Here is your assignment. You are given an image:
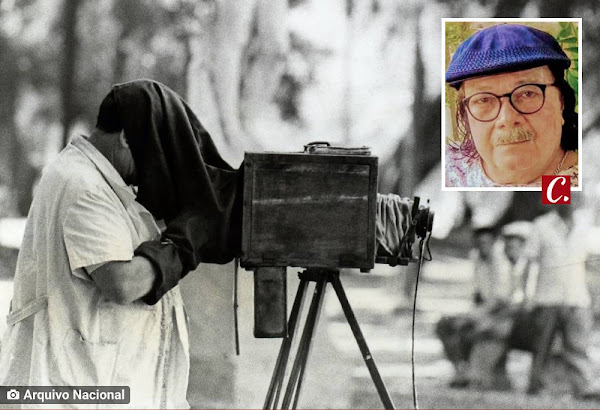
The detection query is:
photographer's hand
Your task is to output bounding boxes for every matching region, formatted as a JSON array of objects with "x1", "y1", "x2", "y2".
[
  {"x1": 134, "y1": 238, "x2": 184, "y2": 305},
  {"x1": 134, "y1": 207, "x2": 241, "y2": 305}
]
